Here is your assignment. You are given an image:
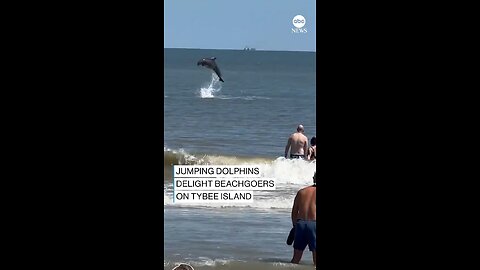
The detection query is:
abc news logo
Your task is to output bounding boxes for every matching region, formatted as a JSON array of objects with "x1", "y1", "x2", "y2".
[
  {"x1": 171, "y1": 263, "x2": 194, "y2": 270},
  {"x1": 292, "y1": 15, "x2": 307, "y2": 34}
]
